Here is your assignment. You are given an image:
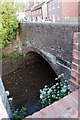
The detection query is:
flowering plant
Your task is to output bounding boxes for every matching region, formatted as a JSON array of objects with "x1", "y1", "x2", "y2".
[{"x1": 40, "y1": 73, "x2": 70, "y2": 108}]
